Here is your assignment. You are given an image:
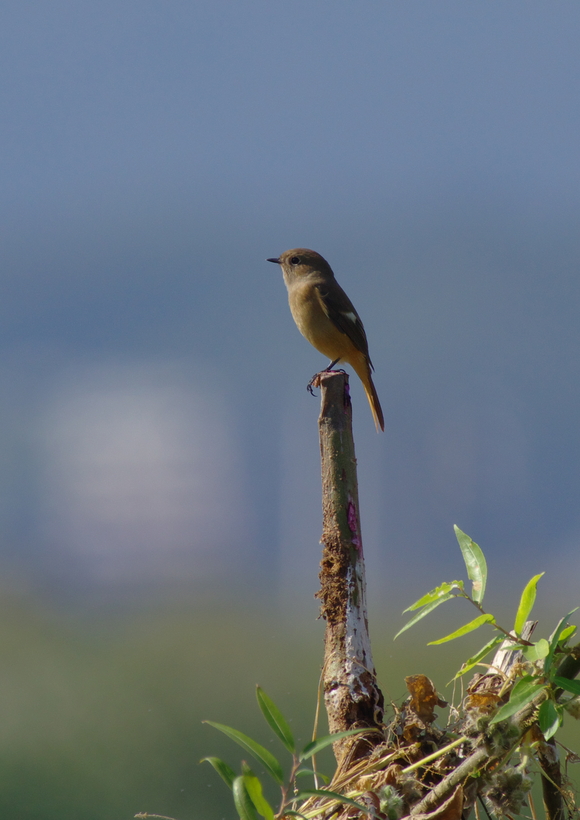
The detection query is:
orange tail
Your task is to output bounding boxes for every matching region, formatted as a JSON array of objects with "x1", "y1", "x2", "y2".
[
  {"x1": 364, "y1": 371, "x2": 384, "y2": 432},
  {"x1": 350, "y1": 352, "x2": 384, "y2": 432}
]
